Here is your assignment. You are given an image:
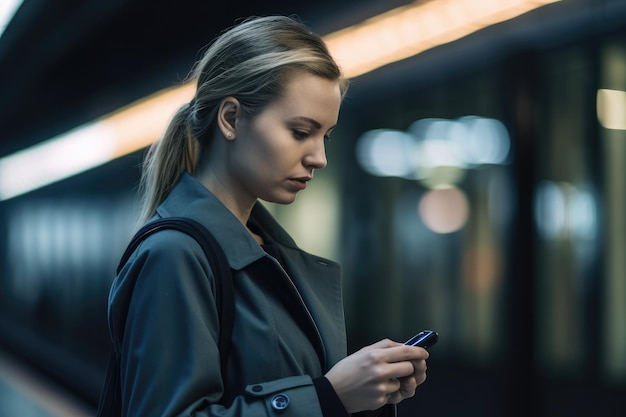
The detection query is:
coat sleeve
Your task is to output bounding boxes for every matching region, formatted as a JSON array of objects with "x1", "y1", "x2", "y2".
[
  {"x1": 354, "y1": 405, "x2": 397, "y2": 417},
  {"x1": 110, "y1": 231, "x2": 326, "y2": 417}
]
